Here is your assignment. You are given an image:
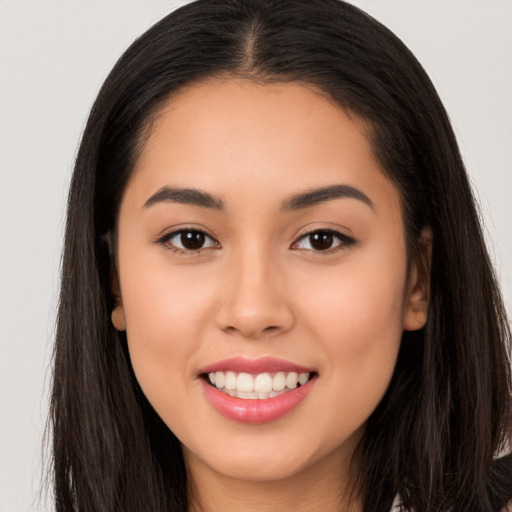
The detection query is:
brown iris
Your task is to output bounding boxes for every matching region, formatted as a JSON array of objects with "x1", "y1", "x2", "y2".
[
  {"x1": 180, "y1": 231, "x2": 206, "y2": 250},
  {"x1": 309, "y1": 231, "x2": 334, "y2": 251}
]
